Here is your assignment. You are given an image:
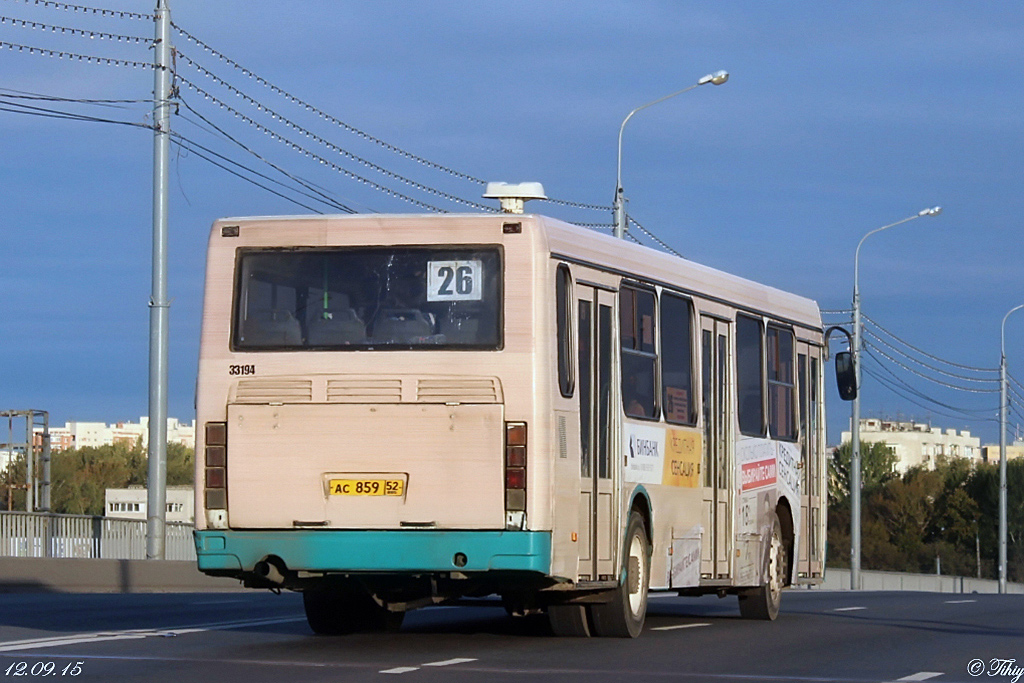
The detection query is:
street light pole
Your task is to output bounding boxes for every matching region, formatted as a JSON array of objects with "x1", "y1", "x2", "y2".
[
  {"x1": 999, "y1": 304, "x2": 1023, "y2": 594},
  {"x1": 850, "y1": 206, "x2": 941, "y2": 589},
  {"x1": 147, "y1": 0, "x2": 172, "y2": 561},
  {"x1": 612, "y1": 70, "x2": 728, "y2": 240}
]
